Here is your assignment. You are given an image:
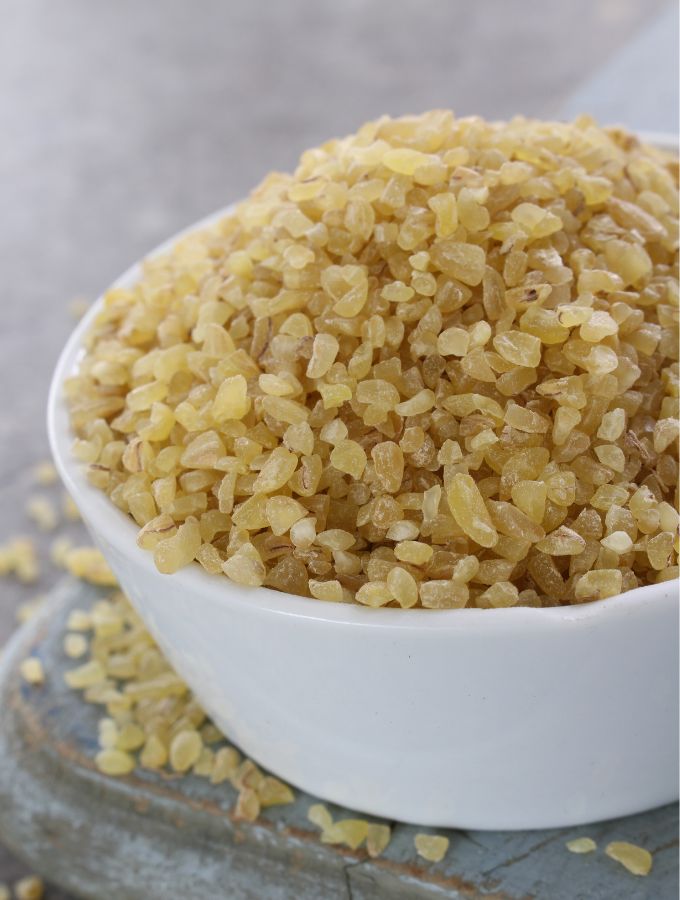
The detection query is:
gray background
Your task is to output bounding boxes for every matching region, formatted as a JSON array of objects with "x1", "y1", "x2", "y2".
[{"x1": 0, "y1": 0, "x2": 677, "y2": 894}]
